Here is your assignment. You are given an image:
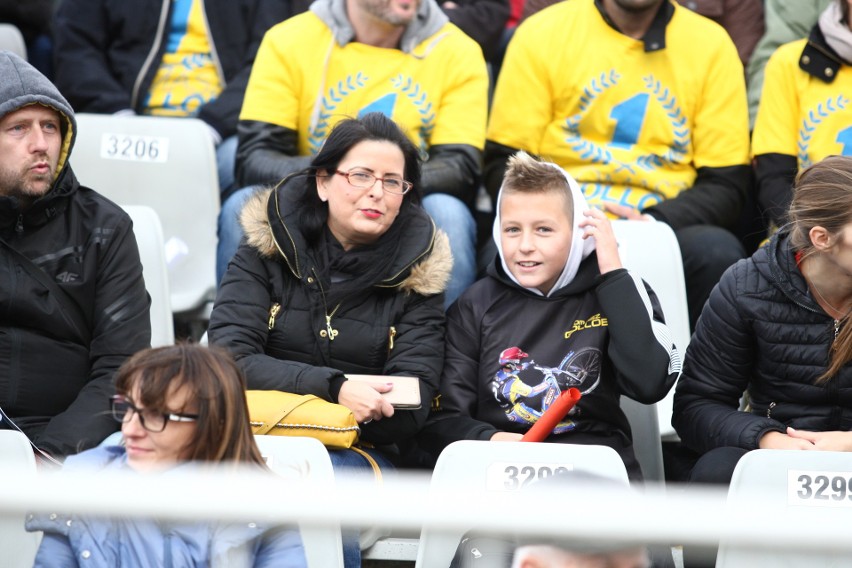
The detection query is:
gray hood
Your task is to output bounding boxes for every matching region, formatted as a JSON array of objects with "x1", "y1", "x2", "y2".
[
  {"x1": 0, "y1": 50, "x2": 76, "y2": 178},
  {"x1": 310, "y1": 0, "x2": 449, "y2": 54}
]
